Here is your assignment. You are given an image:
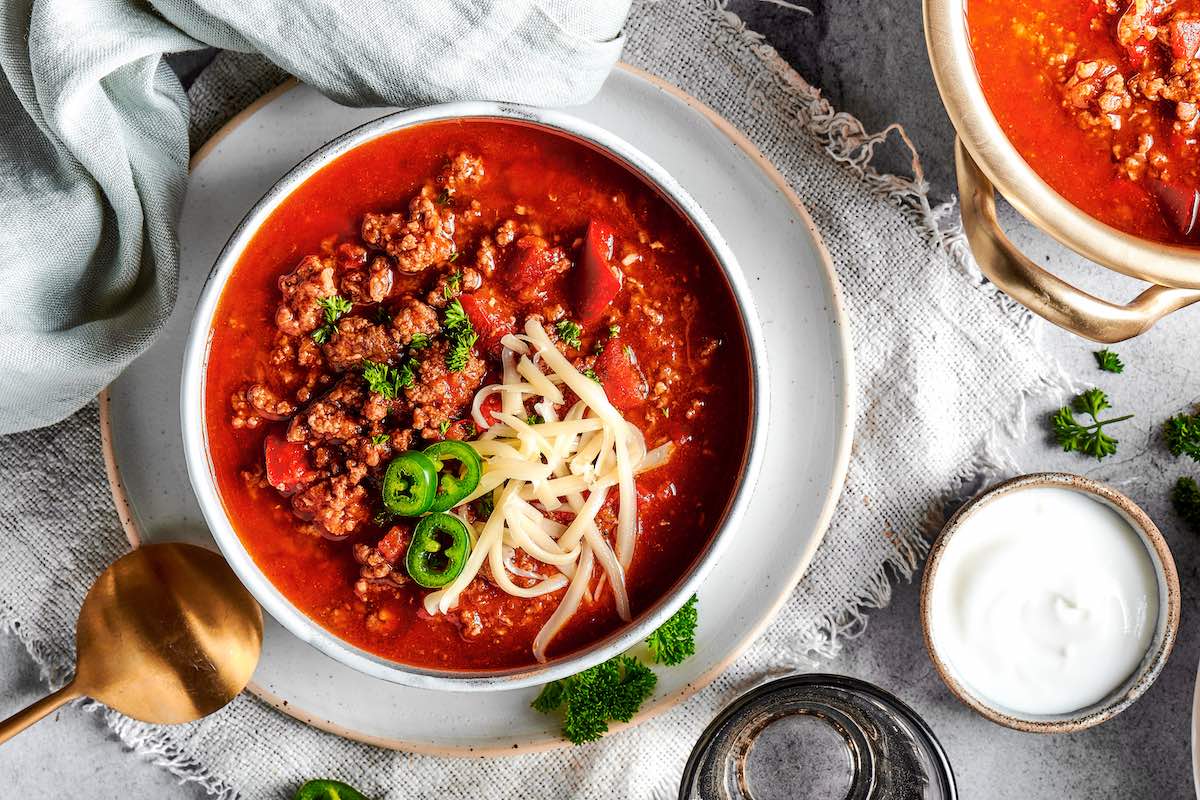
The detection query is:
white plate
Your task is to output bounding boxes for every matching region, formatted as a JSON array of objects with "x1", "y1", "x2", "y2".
[{"x1": 102, "y1": 64, "x2": 853, "y2": 754}]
